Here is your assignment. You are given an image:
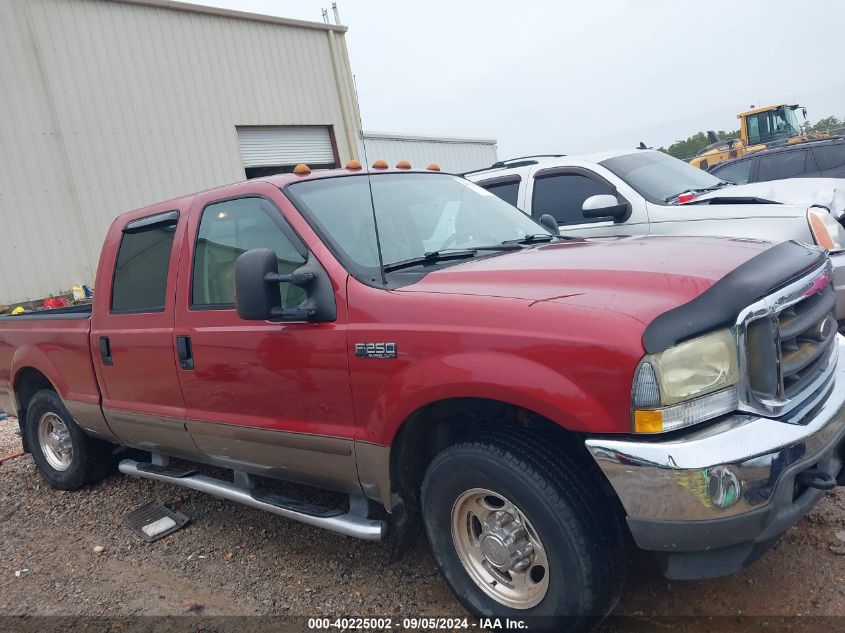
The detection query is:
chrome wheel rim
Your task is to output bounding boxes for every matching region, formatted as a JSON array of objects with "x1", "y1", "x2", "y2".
[
  {"x1": 37, "y1": 412, "x2": 73, "y2": 471},
  {"x1": 451, "y1": 488, "x2": 549, "y2": 609}
]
